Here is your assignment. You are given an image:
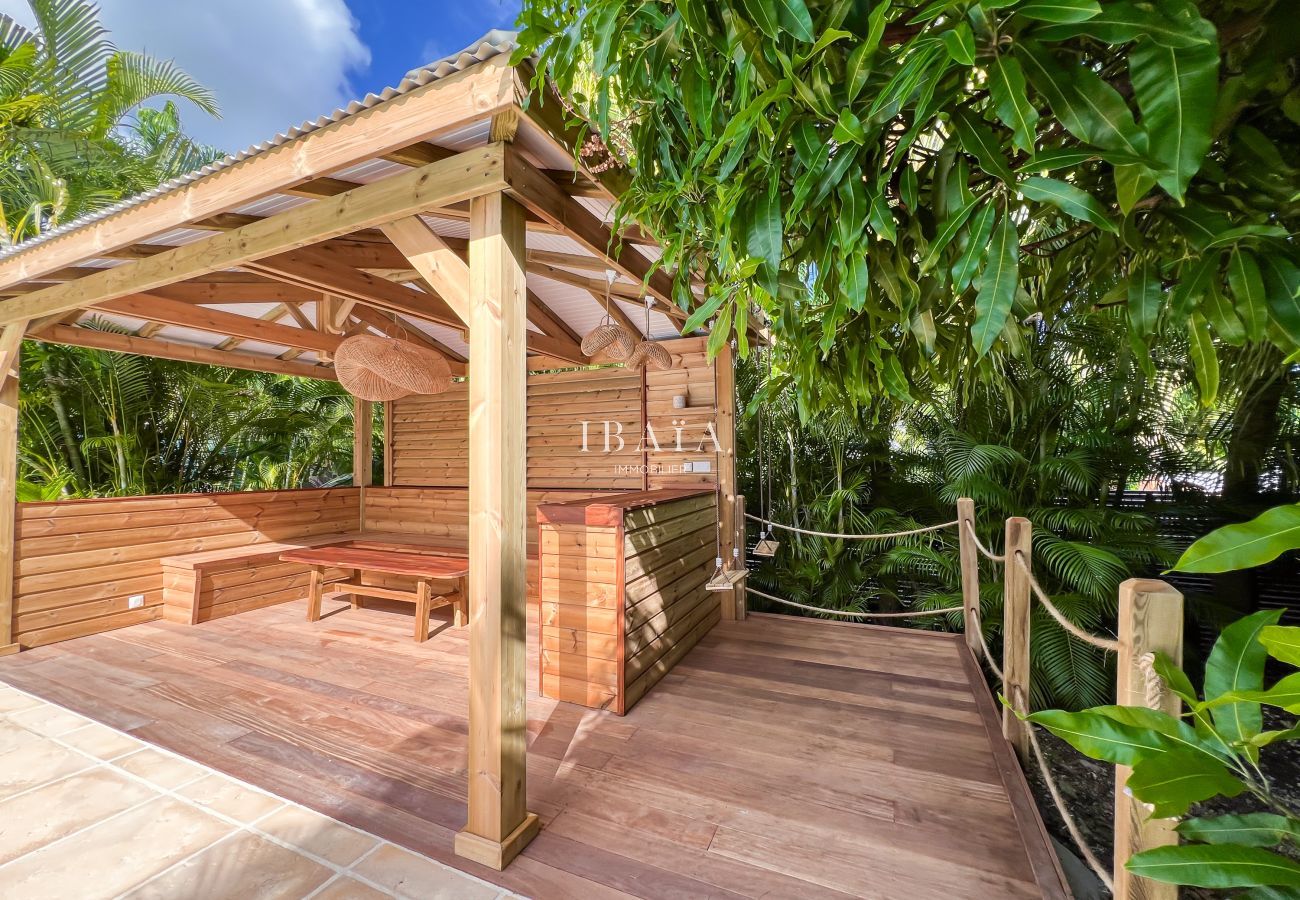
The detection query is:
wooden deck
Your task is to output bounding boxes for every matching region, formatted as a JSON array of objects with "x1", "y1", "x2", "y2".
[{"x1": 0, "y1": 599, "x2": 1065, "y2": 899}]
